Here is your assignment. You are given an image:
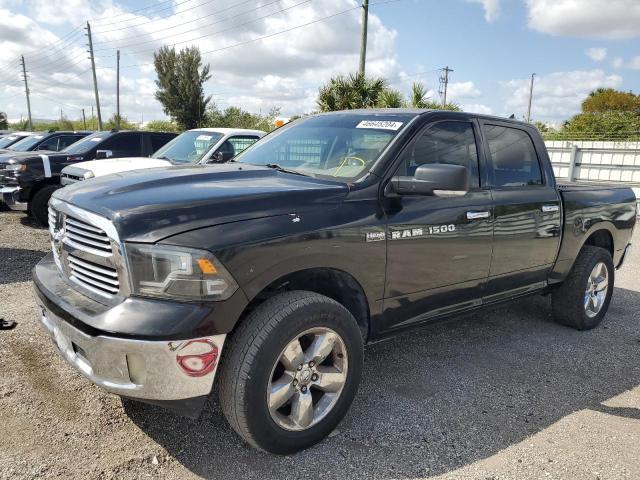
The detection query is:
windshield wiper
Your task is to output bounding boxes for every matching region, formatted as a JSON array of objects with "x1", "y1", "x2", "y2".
[{"x1": 264, "y1": 163, "x2": 309, "y2": 177}]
